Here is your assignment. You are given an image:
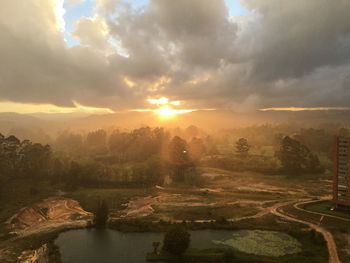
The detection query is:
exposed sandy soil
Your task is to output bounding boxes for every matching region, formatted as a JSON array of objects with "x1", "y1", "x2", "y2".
[
  {"x1": 6, "y1": 197, "x2": 92, "y2": 237},
  {"x1": 117, "y1": 190, "x2": 275, "y2": 221},
  {"x1": 18, "y1": 244, "x2": 48, "y2": 263},
  {"x1": 117, "y1": 193, "x2": 206, "y2": 219},
  {"x1": 0, "y1": 197, "x2": 92, "y2": 263},
  {"x1": 116, "y1": 170, "x2": 324, "y2": 221}
]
